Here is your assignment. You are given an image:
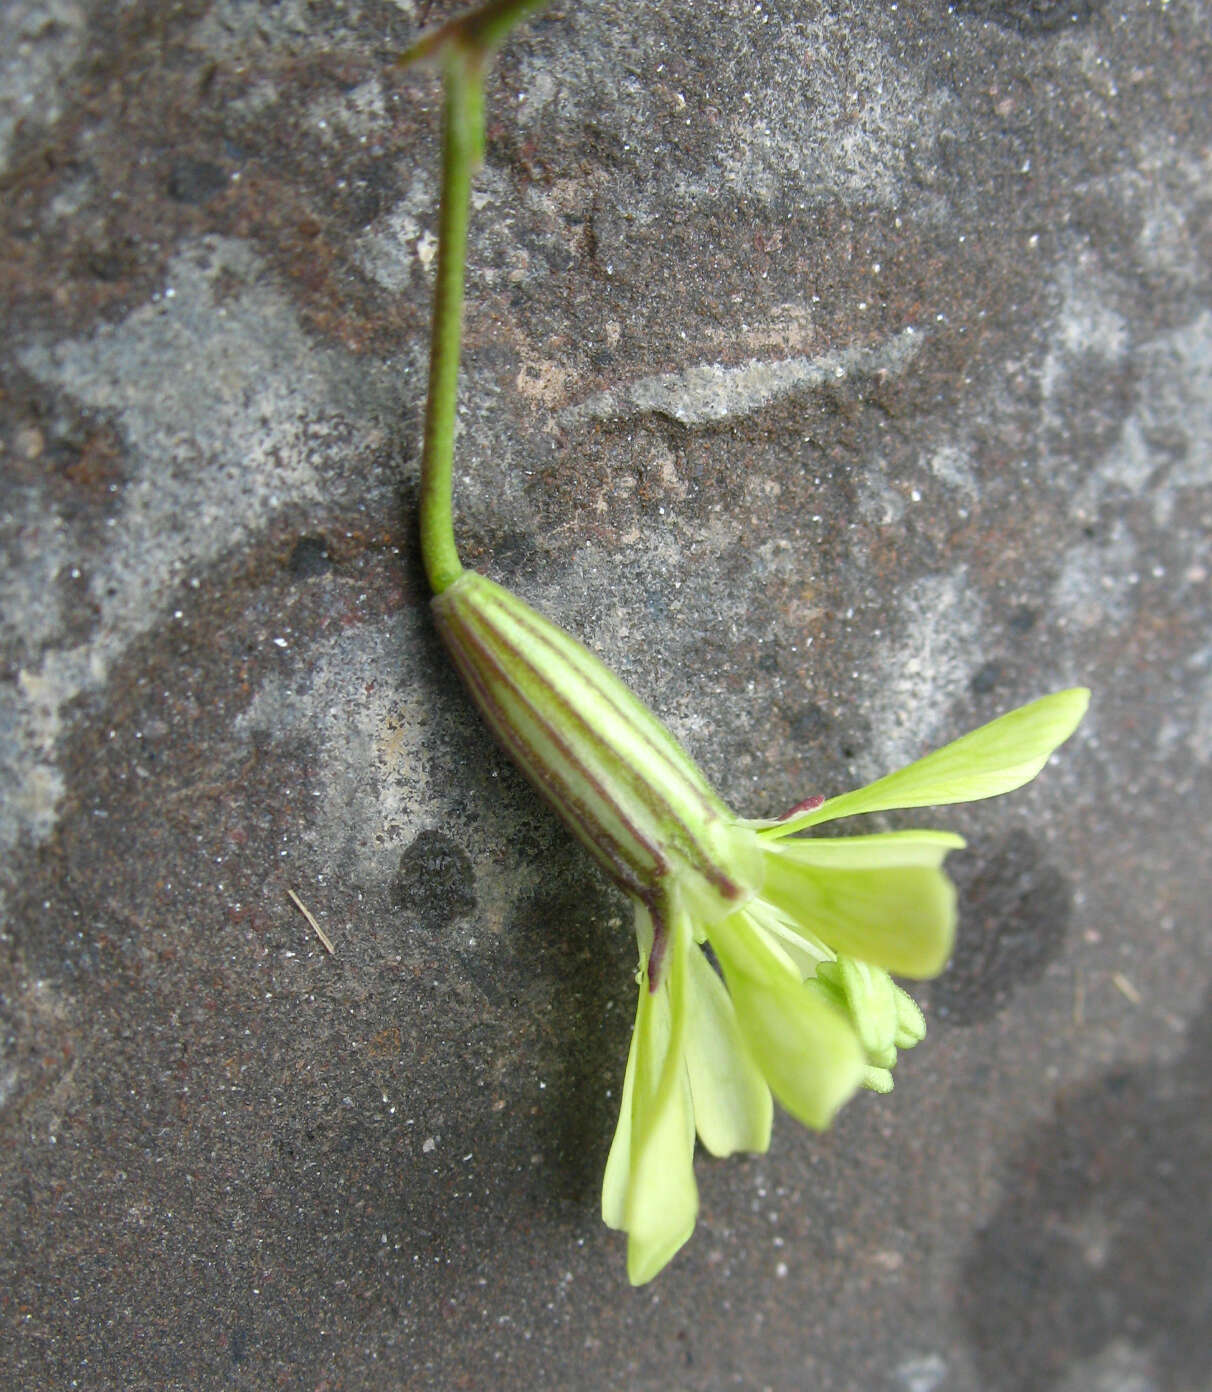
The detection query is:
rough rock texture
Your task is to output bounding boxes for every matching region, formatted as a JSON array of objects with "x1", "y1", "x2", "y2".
[{"x1": 2, "y1": 1, "x2": 1209, "y2": 1389}]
